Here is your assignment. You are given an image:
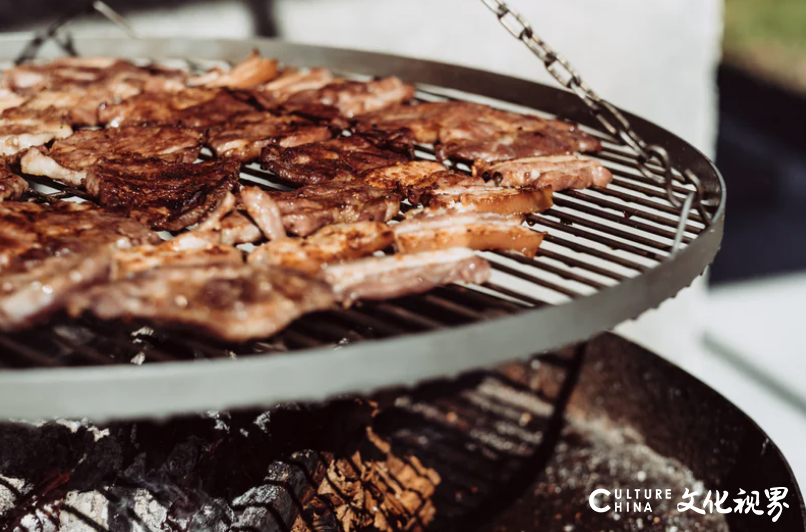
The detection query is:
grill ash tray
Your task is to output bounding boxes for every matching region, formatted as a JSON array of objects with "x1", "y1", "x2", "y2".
[{"x1": 0, "y1": 334, "x2": 801, "y2": 532}]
